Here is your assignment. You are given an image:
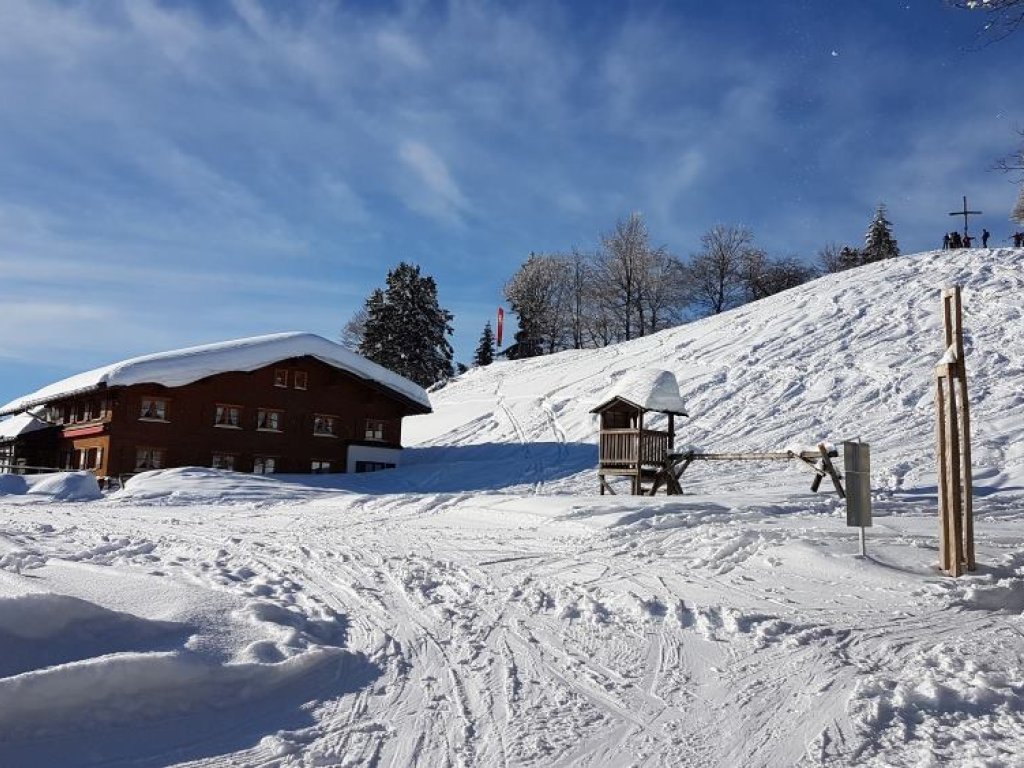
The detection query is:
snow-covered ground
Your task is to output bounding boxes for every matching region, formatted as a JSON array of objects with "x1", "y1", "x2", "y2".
[{"x1": 2, "y1": 248, "x2": 1023, "y2": 767}]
